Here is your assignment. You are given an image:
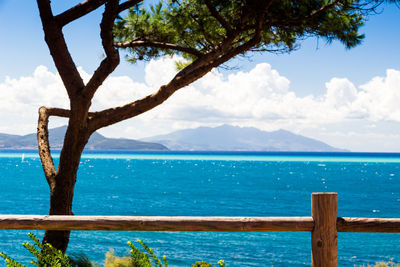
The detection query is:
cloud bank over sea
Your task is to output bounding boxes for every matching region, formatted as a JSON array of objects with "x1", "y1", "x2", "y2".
[{"x1": 1, "y1": 56, "x2": 400, "y2": 152}]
